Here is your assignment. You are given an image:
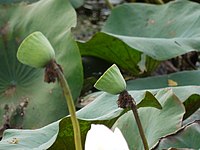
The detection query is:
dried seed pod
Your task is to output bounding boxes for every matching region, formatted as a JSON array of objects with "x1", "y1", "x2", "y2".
[
  {"x1": 17, "y1": 31, "x2": 55, "y2": 68},
  {"x1": 94, "y1": 64, "x2": 126, "y2": 95}
]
